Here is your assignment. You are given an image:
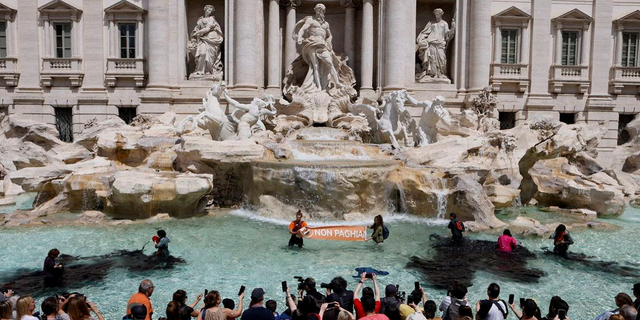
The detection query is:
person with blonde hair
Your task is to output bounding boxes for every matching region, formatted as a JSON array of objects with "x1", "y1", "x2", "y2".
[
  {"x1": 198, "y1": 290, "x2": 244, "y2": 320},
  {"x1": 0, "y1": 300, "x2": 13, "y2": 320},
  {"x1": 16, "y1": 296, "x2": 38, "y2": 320},
  {"x1": 65, "y1": 296, "x2": 104, "y2": 320}
]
